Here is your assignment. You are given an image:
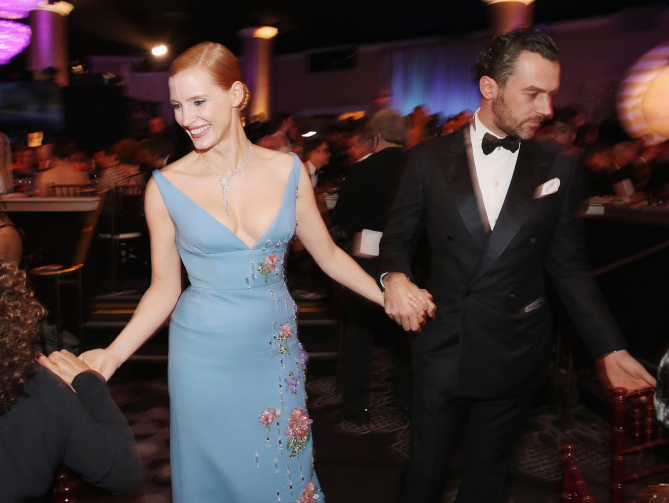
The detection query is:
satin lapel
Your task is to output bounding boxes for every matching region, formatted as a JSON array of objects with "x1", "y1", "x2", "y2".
[
  {"x1": 442, "y1": 131, "x2": 488, "y2": 251},
  {"x1": 469, "y1": 143, "x2": 541, "y2": 285}
]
